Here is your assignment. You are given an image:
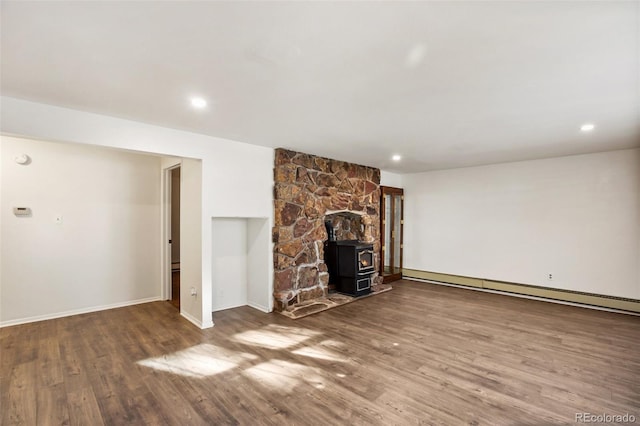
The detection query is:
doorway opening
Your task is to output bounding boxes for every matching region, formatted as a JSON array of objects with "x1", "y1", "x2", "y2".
[
  {"x1": 167, "y1": 164, "x2": 181, "y2": 309},
  {"x1": 380, "y1": 186, "x2": 404, "y2": 283}
]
